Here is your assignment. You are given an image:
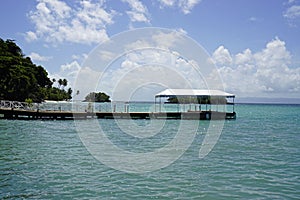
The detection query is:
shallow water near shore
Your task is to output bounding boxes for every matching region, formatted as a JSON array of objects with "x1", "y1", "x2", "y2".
[{"x1": 0, "y1": 104, "x2": 299, "y2": 199}]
